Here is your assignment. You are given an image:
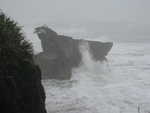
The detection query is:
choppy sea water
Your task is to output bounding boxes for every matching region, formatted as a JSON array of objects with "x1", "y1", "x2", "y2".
[{"x1": 42, "y1": 42, "x2": 150, "y2": 113}]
